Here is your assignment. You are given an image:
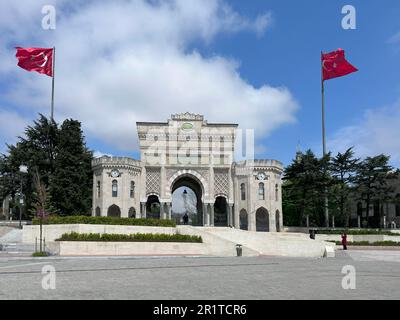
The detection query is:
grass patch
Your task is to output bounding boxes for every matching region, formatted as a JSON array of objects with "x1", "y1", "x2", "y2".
[
  {"x1": 316, "y1": 229, "x2": 397, "y2": 236},
  {"x1": 32, "y1": 251, "x2": 50, "y2": 257},
  {"x1": 32, "y1": 216, "x2": 176, "y2": 227},
  {"x1": 334, "y1": 241, "x2": 400, "y2": 246},
  {"x1": 56, "y1": 232, "x2": 202, "y2": 243}
]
